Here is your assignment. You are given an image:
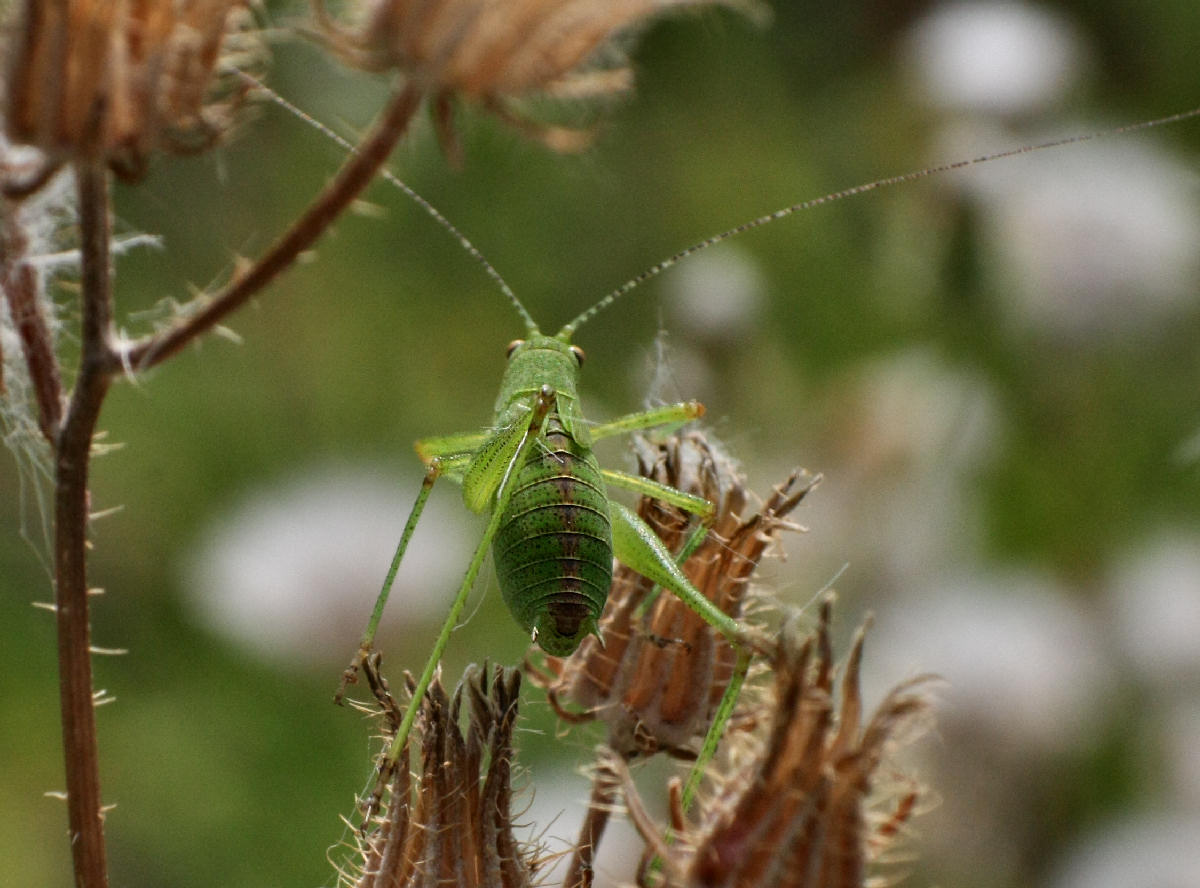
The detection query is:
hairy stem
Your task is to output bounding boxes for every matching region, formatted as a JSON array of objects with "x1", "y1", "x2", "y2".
[
  {"x1": 56, "y1": 162, "x2": 116, "y2": 888},
  {"x1": 38, "y1": 75, "x2": 422, "y2": 888},
  {"x1": 117, "y1": 81, "x2": 421, "y2": 372}
]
